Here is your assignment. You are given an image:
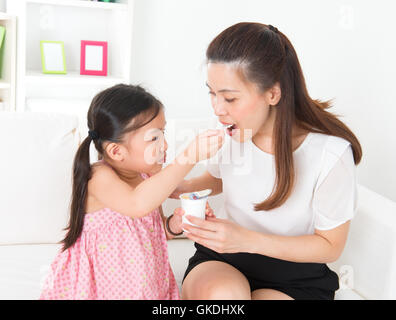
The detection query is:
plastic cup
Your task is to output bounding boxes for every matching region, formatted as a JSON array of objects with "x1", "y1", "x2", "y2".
[{"x1": 179, "y1": 192, "x2": 208, "y2": 231}]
